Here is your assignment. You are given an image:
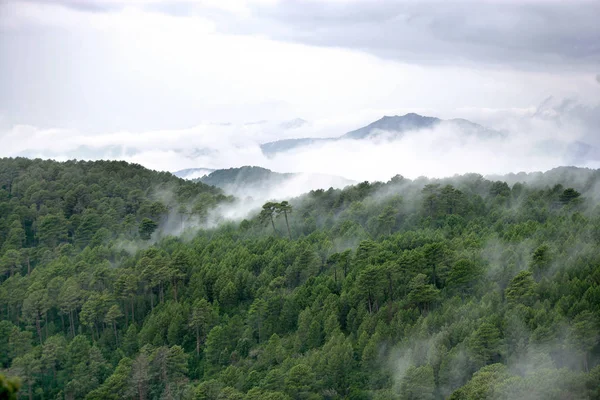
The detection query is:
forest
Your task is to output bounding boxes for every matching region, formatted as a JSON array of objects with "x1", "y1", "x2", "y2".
[{"x1": 0, "y1": 157, "x2": 599, "y2": 399}]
